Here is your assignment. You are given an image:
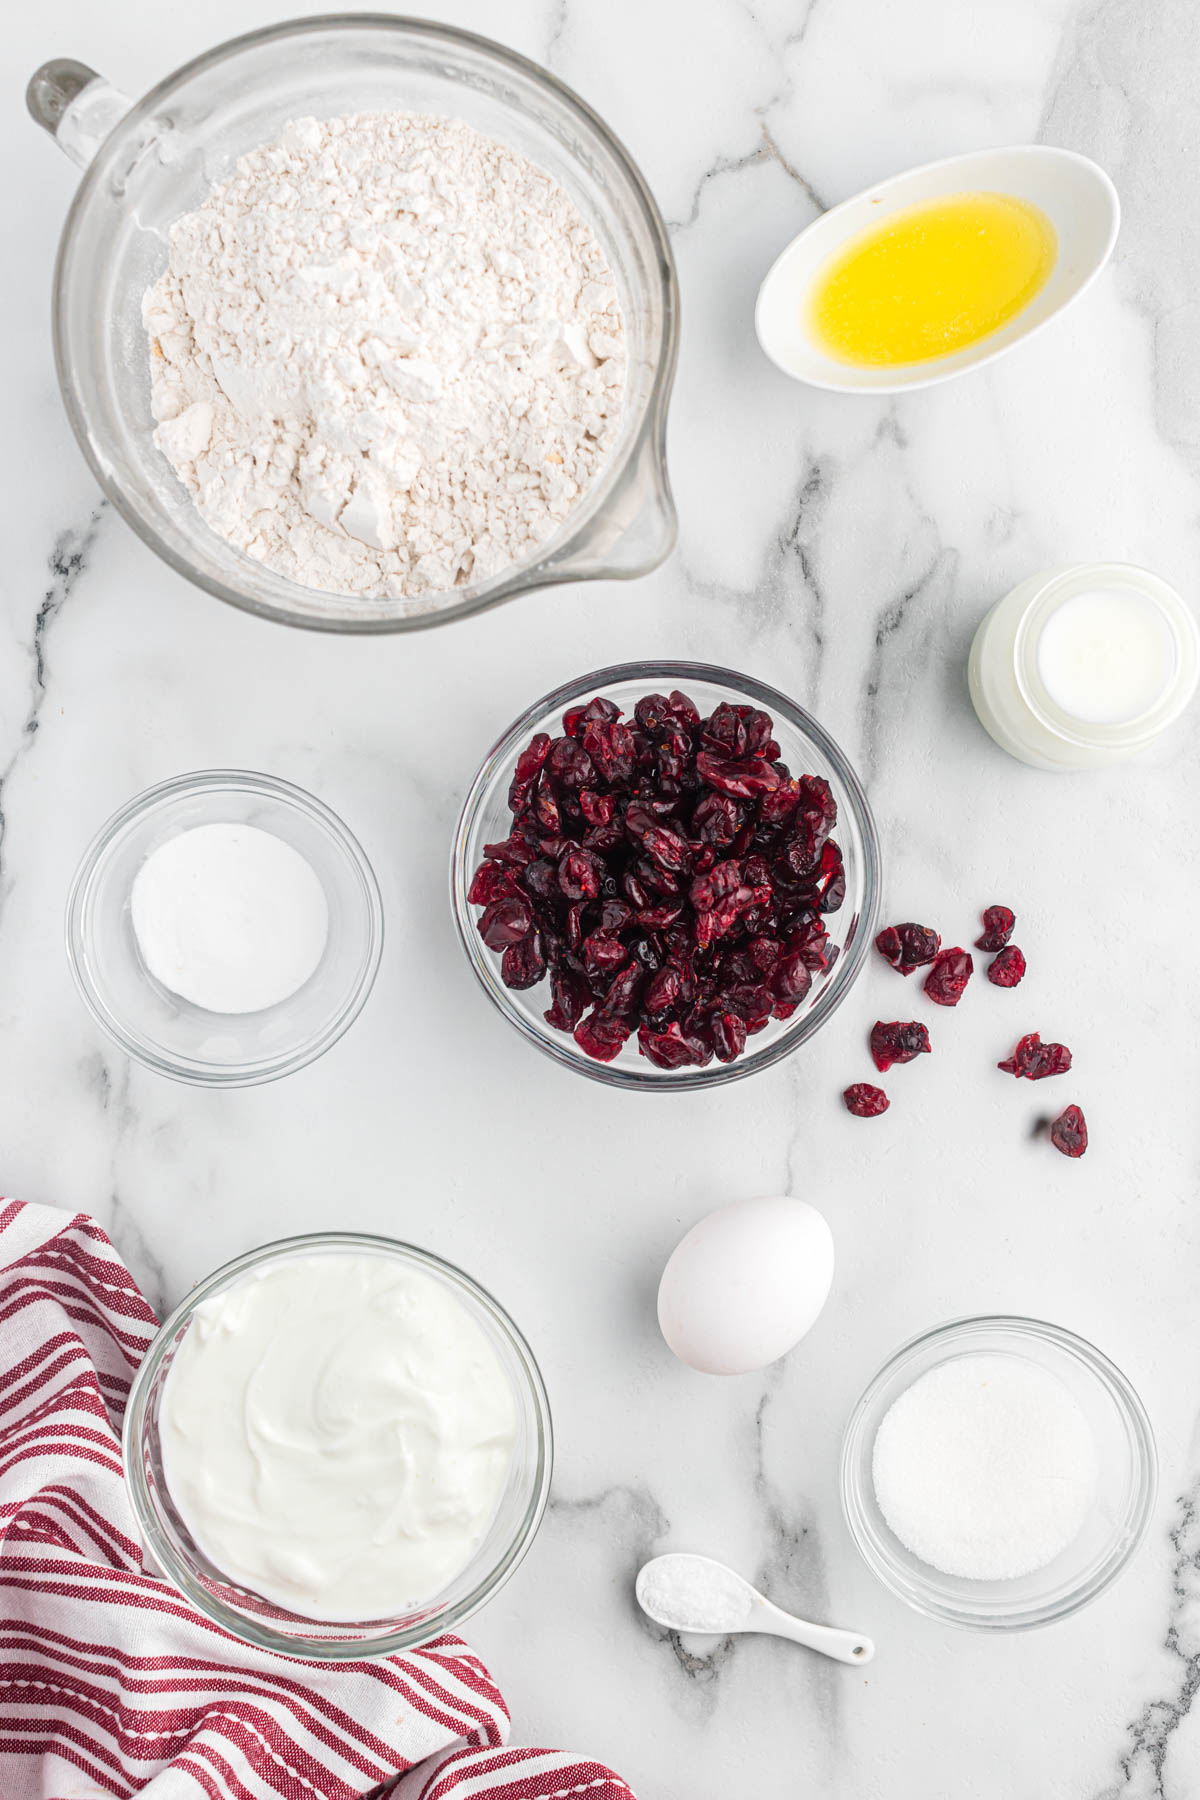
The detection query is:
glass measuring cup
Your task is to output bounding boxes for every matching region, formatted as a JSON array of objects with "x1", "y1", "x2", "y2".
[{"x1": 27, "y1": 17, "x2": 678, "y2": 633}]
